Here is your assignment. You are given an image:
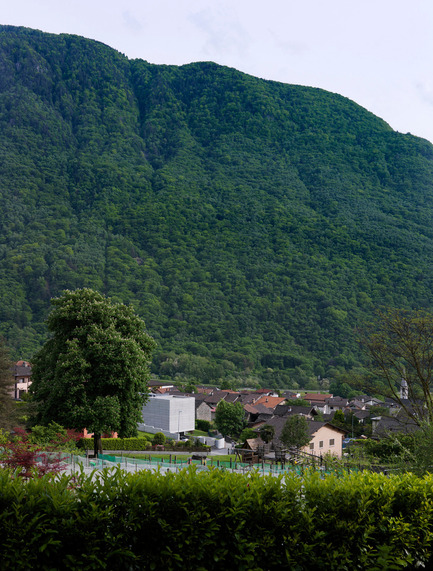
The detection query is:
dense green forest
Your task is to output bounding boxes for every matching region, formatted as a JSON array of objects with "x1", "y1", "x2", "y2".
[{"x1": 1, "y1": 25, "x2": 433, "y2": 389}]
